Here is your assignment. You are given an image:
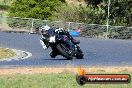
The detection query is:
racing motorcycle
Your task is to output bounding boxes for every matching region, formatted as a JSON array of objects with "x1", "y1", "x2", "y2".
[{"x1": 40, "y1": 29, "x2": 84, "y2": 60}]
